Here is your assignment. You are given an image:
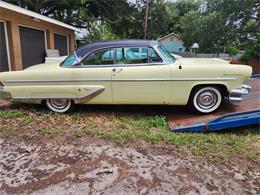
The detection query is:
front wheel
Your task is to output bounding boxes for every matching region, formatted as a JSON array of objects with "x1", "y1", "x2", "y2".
[
  {"x1": 46, "y1": 99, "x2": 73, "y2": 113},
  {"x1": 189, "y1": 86, "x2": 222, "y2": 114}
]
